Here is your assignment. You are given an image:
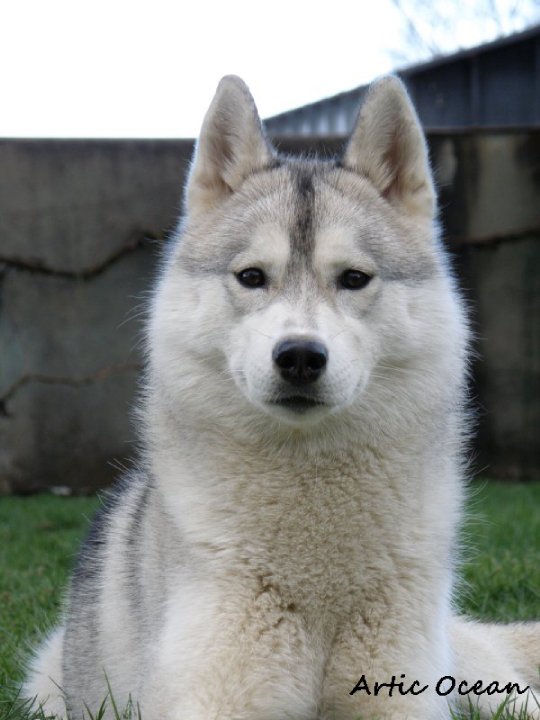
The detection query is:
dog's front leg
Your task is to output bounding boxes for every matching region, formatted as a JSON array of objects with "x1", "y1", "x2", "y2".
[{"x1": 139, "y1": 584, "x2": 322, "y2": 720}]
